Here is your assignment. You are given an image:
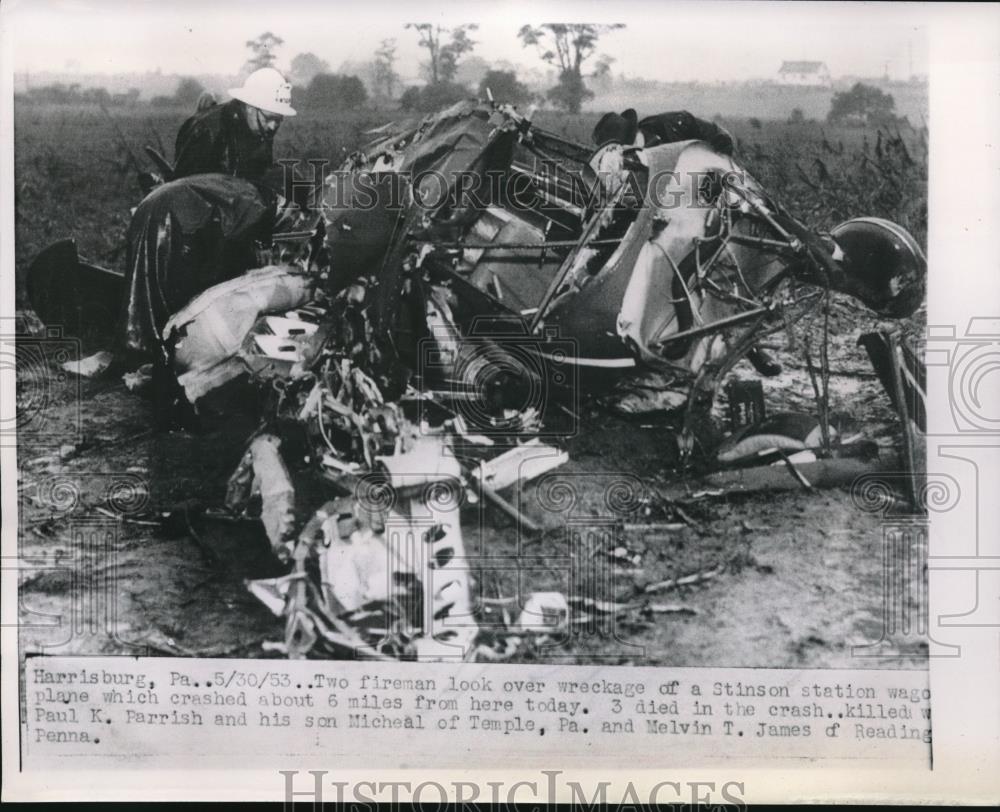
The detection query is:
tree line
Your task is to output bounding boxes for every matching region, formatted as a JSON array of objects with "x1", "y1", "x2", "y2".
[
  {"x1": 17, "y1": 25, "x2": 904, "y2": 126},
  {"x1": 242, "y1": 23, "x2": 625, "y2": 113},
  {"x1": 17, "y1": 84, "x2": 142, "y2": 107}
]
